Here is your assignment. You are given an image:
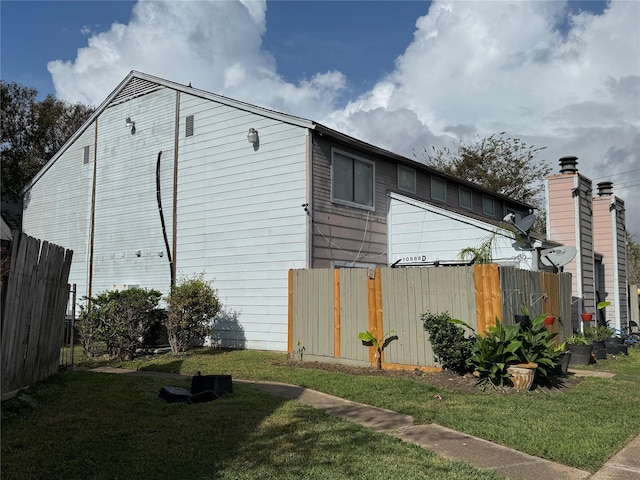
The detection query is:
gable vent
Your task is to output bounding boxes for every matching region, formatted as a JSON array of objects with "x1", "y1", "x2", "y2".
[
  {"x1": 185, "y1": 115, "x2": 194, "y2": 137},
  {"x1": 109, "y1": 78, "x2": 163, "y2": 107}
]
